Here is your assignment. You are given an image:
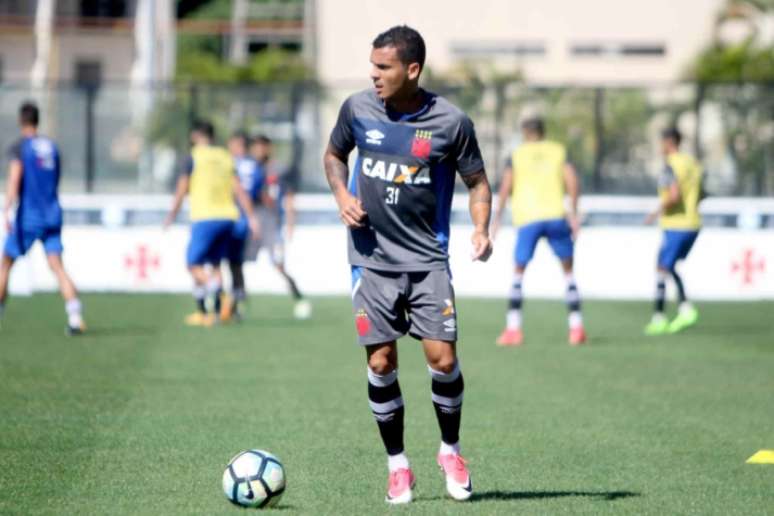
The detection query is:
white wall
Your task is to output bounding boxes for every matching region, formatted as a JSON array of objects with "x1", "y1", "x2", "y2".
[{"x1": 6, "y1": 224, "x2": 772, "y2": 300}]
